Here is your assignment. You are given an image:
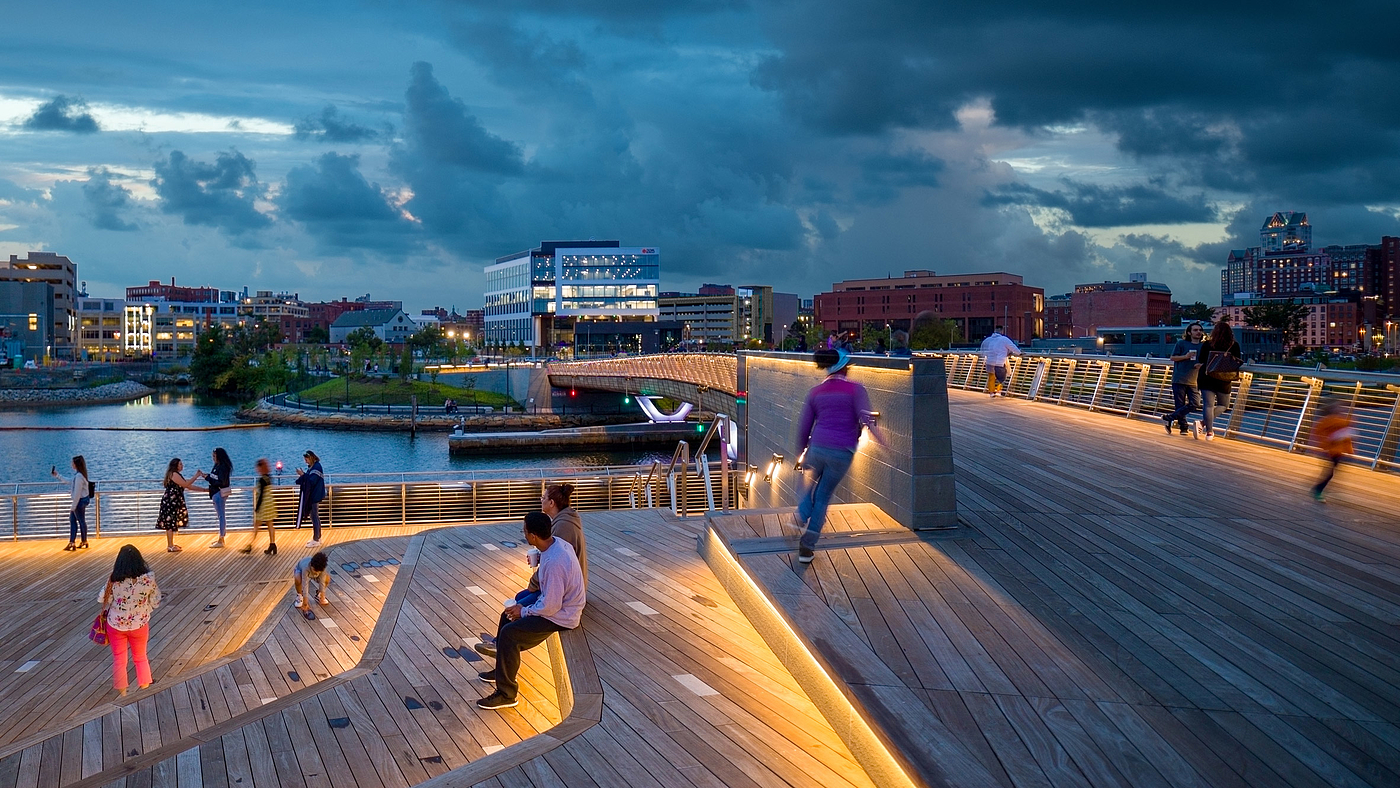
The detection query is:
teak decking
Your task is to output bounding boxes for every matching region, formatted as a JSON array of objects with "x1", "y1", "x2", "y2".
[
  {"x1": 708, "y1": 389, "x2": 1400, "y2": 788},
  {"x1": 3, "y1": 385, "x2": 1400, "y2": 787}
]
